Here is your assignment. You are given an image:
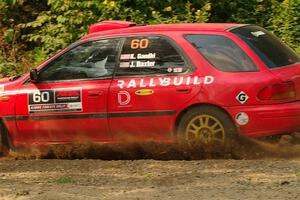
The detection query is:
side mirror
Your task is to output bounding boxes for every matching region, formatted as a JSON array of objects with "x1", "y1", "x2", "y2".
[{"x1": 30, "y1": 69, "x2": 38, "y2": 83}]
